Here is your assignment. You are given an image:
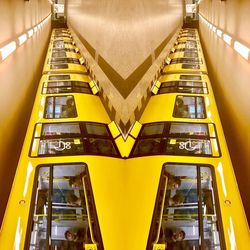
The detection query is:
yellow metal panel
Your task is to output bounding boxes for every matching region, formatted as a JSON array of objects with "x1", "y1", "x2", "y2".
[
  {"x1": 85, "y1": 243, "x2": 98, "y2": 250},
  {"x1": 89, "y1": 80, "x2": 95, "y2": 88},
  {"x1": 30, "y1": 138, "x2": 39, "y2": 157},
  {"x1": 79, "y1": 57, "x2": 85, "y2": 65},
  {"x1": 165, "y1": 57, "x2": 171, "y2": 65},
  {"x1": 155, "y1": 81, "x2": 161, "y2": 88},
  {"x1": 153, "y1": 244, "x2": 166, "y2": 250},
  {"x1": 151, "y1": 86, "x2": 159, "y2": 95},
  {"x1": 130, "y1": 121, "x2": 142, "y2": 138},
  {"x1": 108, "y1": 121, "x2": 121, "y2": 138},
  {"x1": 115, "y1": 136, "x2": 135, "y2": 157},
  {"x1": 91, "y1": 86, "x2": 99, "y2": 95}
]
